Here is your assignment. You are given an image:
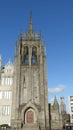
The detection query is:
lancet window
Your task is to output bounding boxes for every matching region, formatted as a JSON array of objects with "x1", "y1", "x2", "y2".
[
  {"x1": 24, "y1": 46, "x2": 29, "y2": 64},
  {"x1": 31, "y1": 46, "x2": 37, "y2": 64}
]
